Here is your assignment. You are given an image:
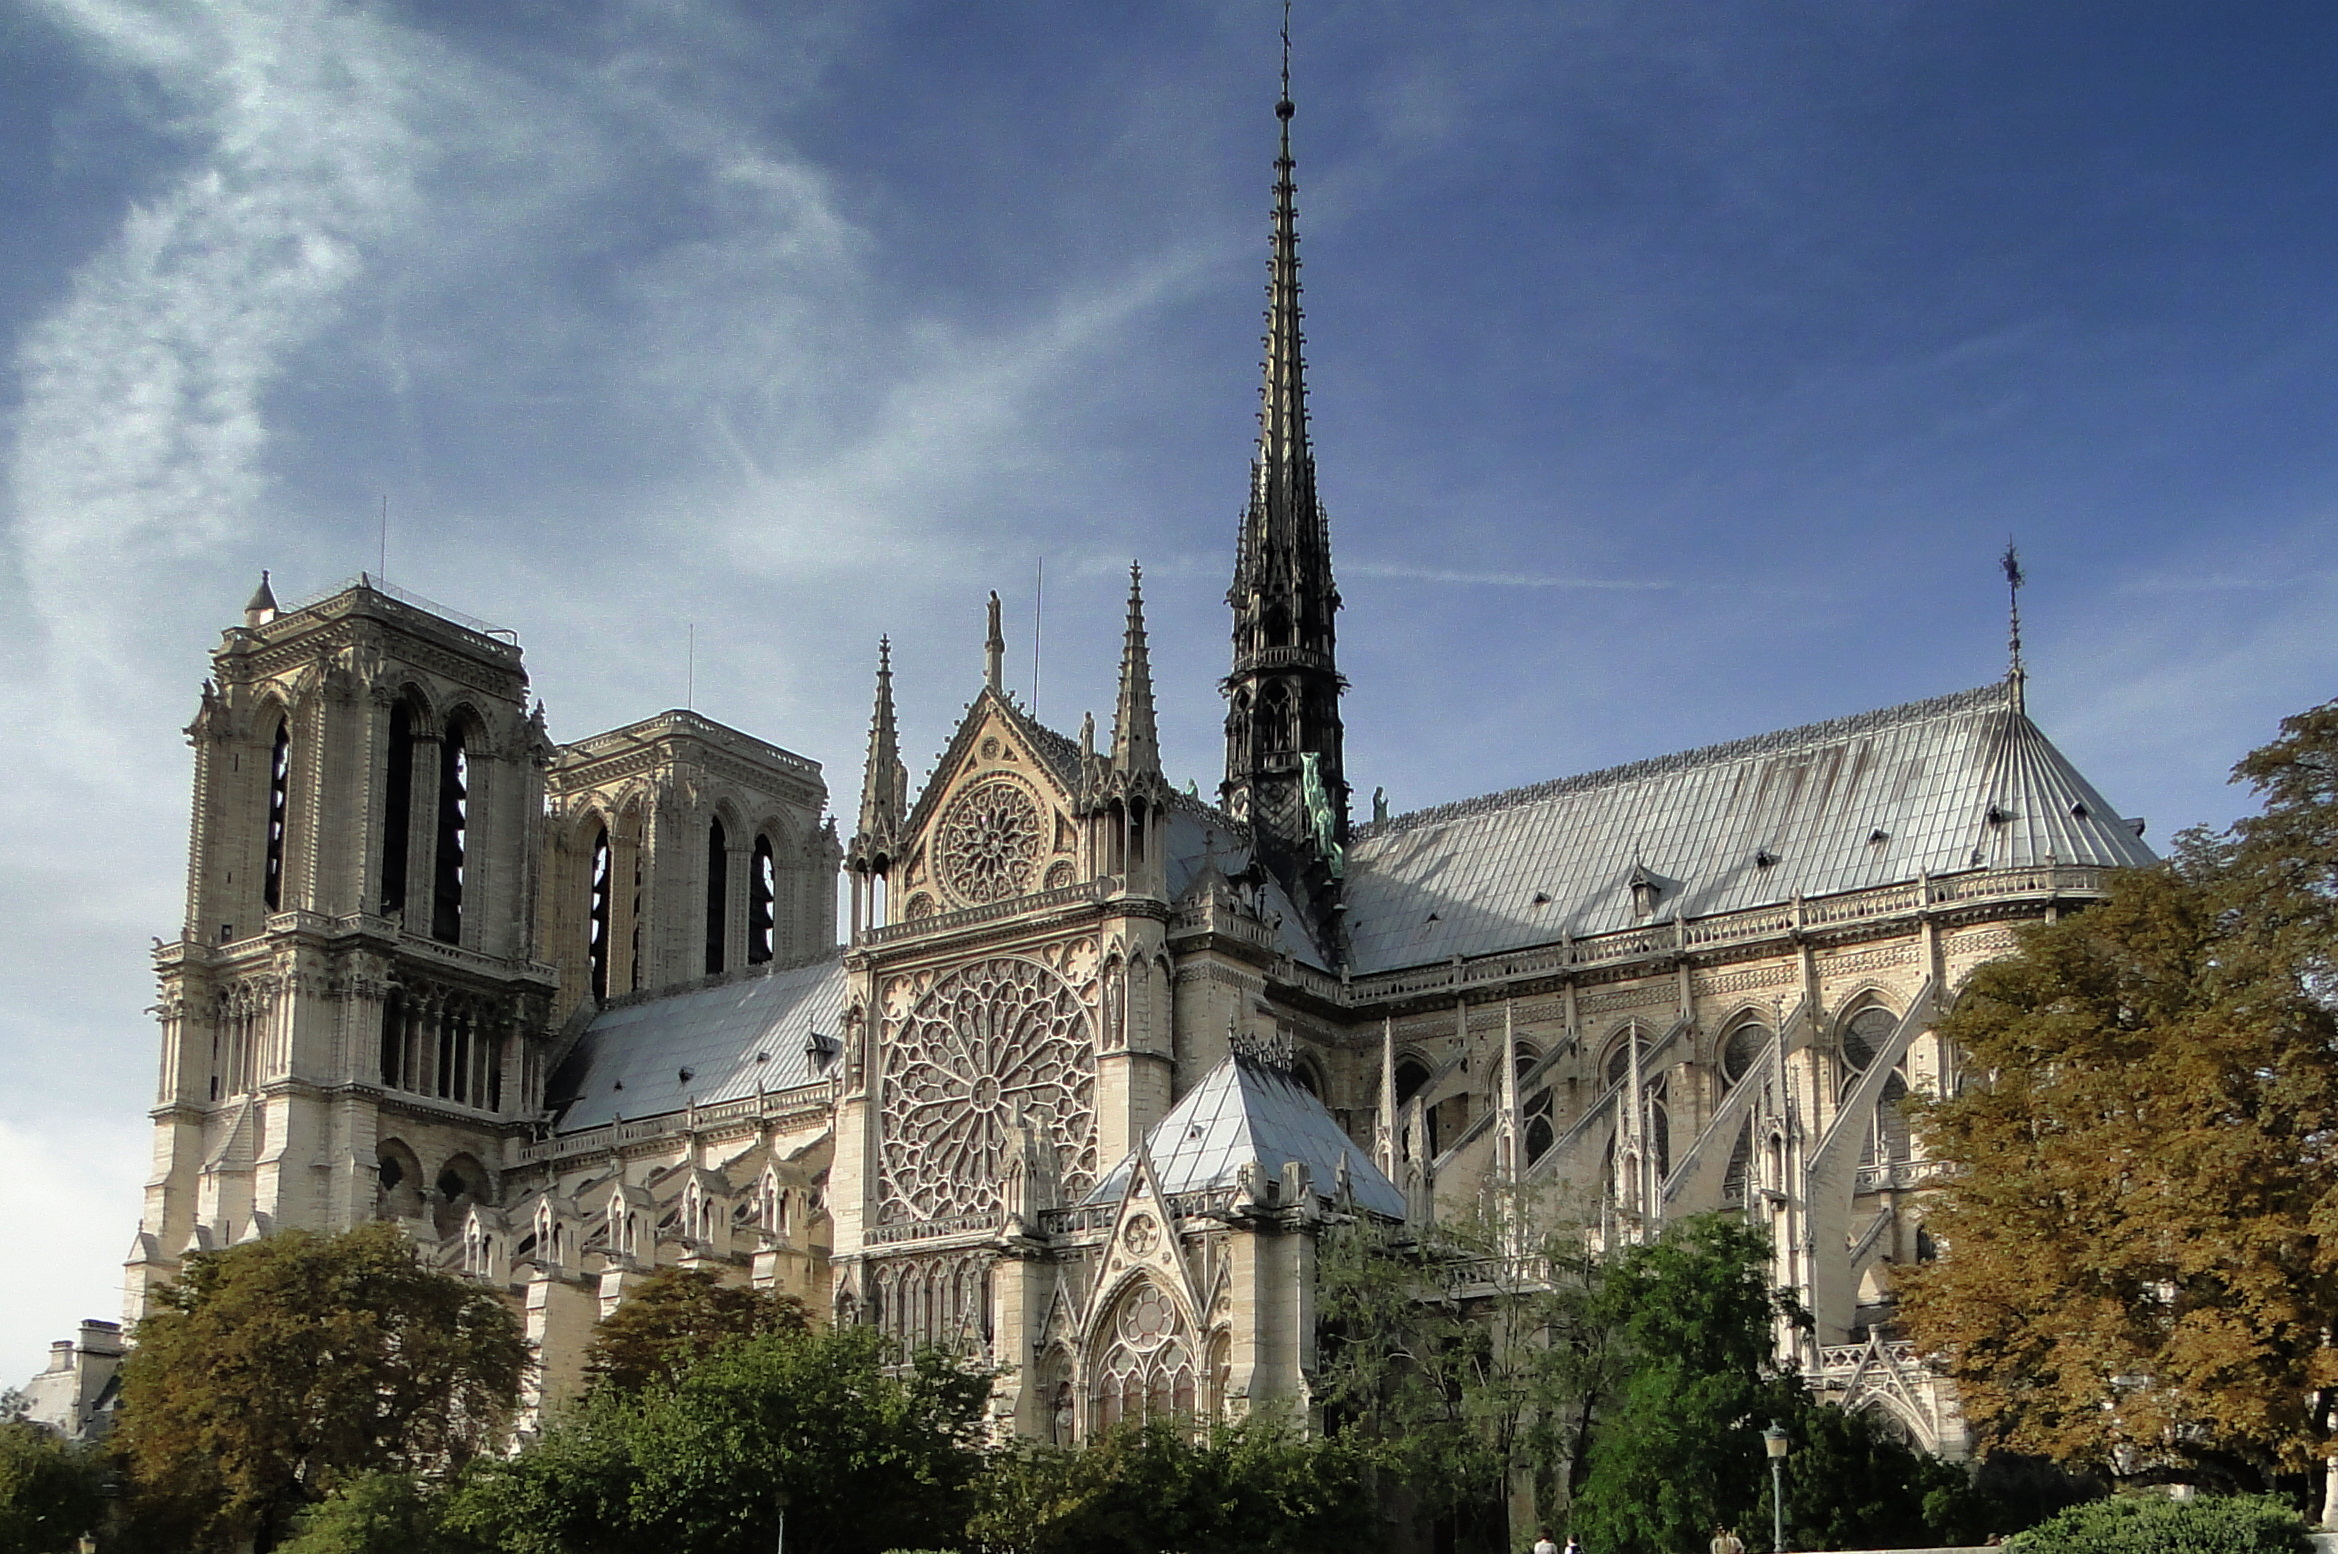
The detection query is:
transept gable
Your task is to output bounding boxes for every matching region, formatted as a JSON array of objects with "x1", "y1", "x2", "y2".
[
  {"x1": 894, "y1": 690, "x2": 1087, "y2": 917},
  {"x1": 1082, "y1": 1147, "x2": 1205, "y2": 1346}
]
